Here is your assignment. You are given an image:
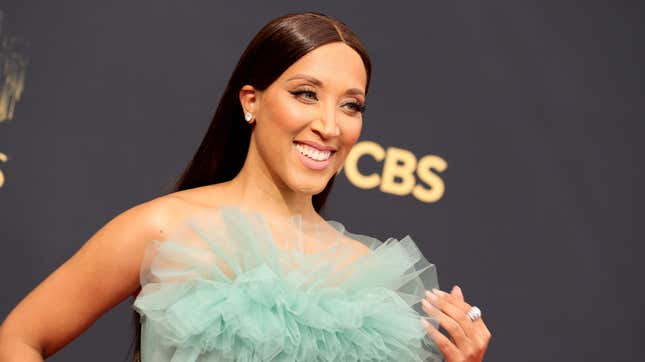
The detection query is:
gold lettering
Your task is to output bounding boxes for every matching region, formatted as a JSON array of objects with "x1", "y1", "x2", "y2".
[
  {"x1": 342, "y1": 141, "x2": 384, "y2": 189},
  {"x1": 0, "y1": 152, "x2": 7, "y2": 188},
  {"x1": 380, "y1": 147, "x2": 417, "y2": 196},
  {"x1": 413, "y1": 154, "x2": 447, "y2": 202}
]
